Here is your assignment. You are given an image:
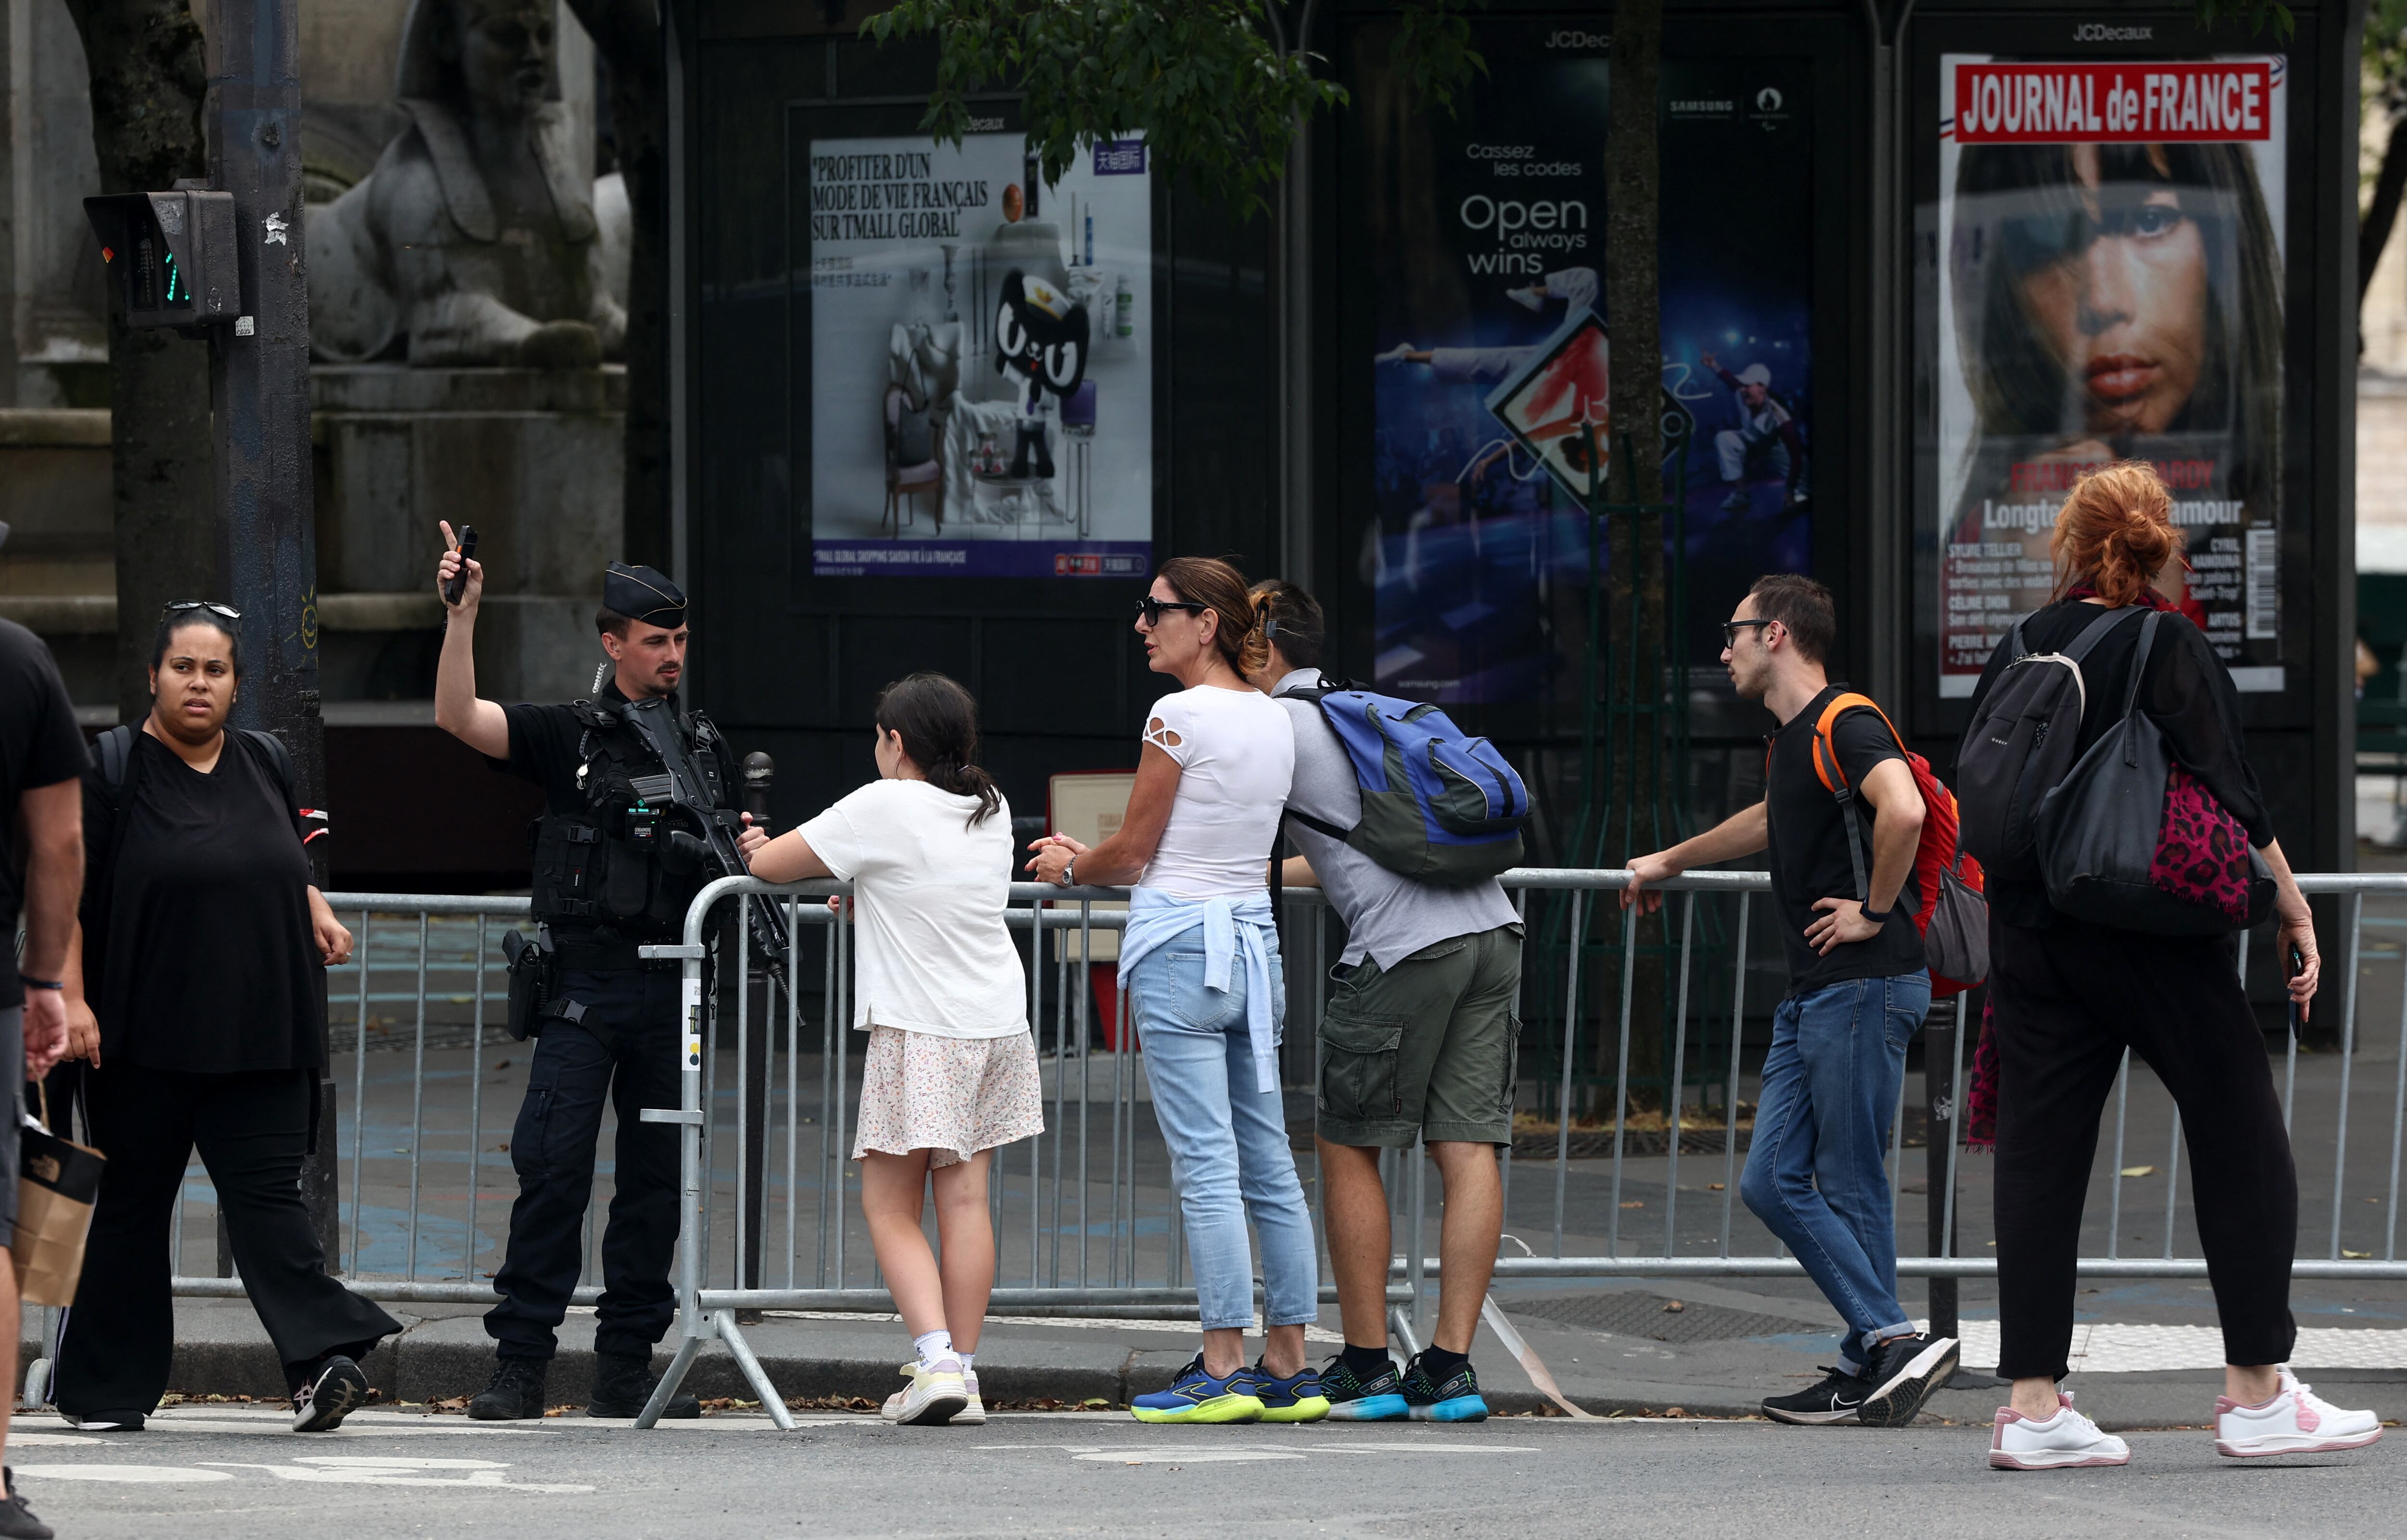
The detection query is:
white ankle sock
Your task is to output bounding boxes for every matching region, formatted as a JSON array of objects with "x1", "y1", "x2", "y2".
[
  {"x1": 957, "y1": 1351, "x2": 975, "y2": 1375},
  {"x1": 913, "y1": 1329, "x2": 957, "y2": 1369}
]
